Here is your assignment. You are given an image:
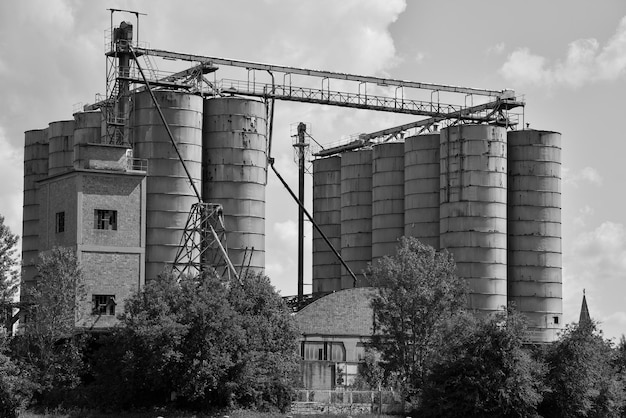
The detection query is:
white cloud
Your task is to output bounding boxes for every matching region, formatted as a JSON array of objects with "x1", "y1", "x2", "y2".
[
  {"x1": 500, "y1": 15, "x2": 626, "y2": 87},
  {"x1": 572, "y1": 205, "x2": 595, "y2": 228},
  {"x1": 563, "y1": 222, "x2": 626, "y2": 339},
  {"x1": 562, "y1": 166, "x2": 603, "y2": 188},
  {"x1": 486, "y1": 42, "x2": 506, "y2": 55},
  {"x1": 273, "y1": 220, "x2": 298, "y2": 242}
]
